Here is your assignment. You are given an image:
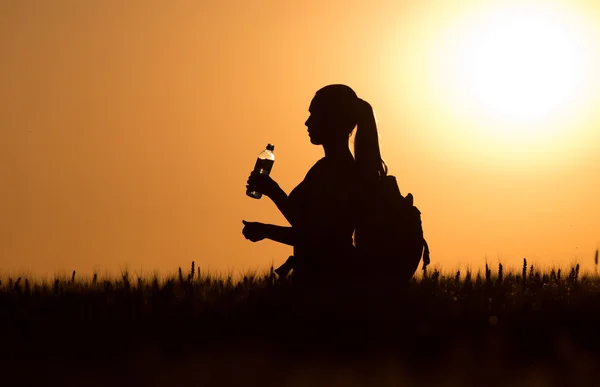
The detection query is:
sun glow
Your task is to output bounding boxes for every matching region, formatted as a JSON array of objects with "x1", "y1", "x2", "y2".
[{"x1": 427, "y1": 2, "x2": 599, "y2": 147}]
